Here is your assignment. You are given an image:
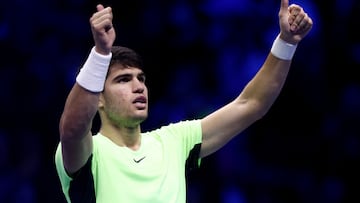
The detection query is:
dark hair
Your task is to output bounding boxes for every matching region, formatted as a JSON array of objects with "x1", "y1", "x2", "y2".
[
  {"x1": 109, "y1": 46, "x2": 143, "y2": 70},
  {"x1": 76, "y1": 46, "x2": 144, "y2": 77}
]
